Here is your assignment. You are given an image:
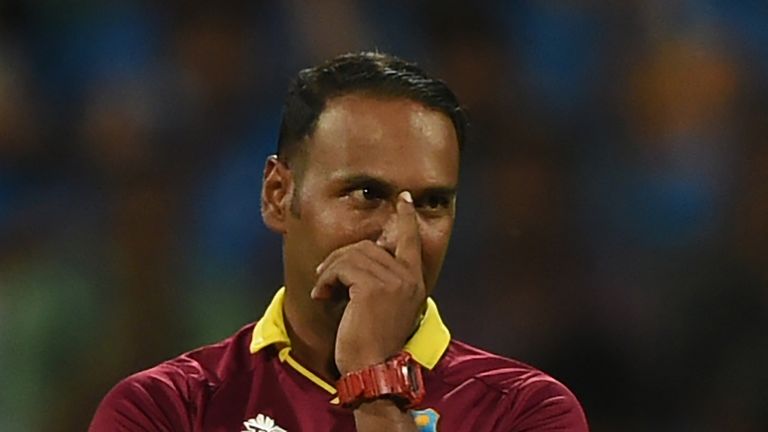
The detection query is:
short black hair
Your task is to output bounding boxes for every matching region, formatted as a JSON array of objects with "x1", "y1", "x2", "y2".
[{"x1": 276, "y1": 51, "x2": 468, "y2": 163}]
